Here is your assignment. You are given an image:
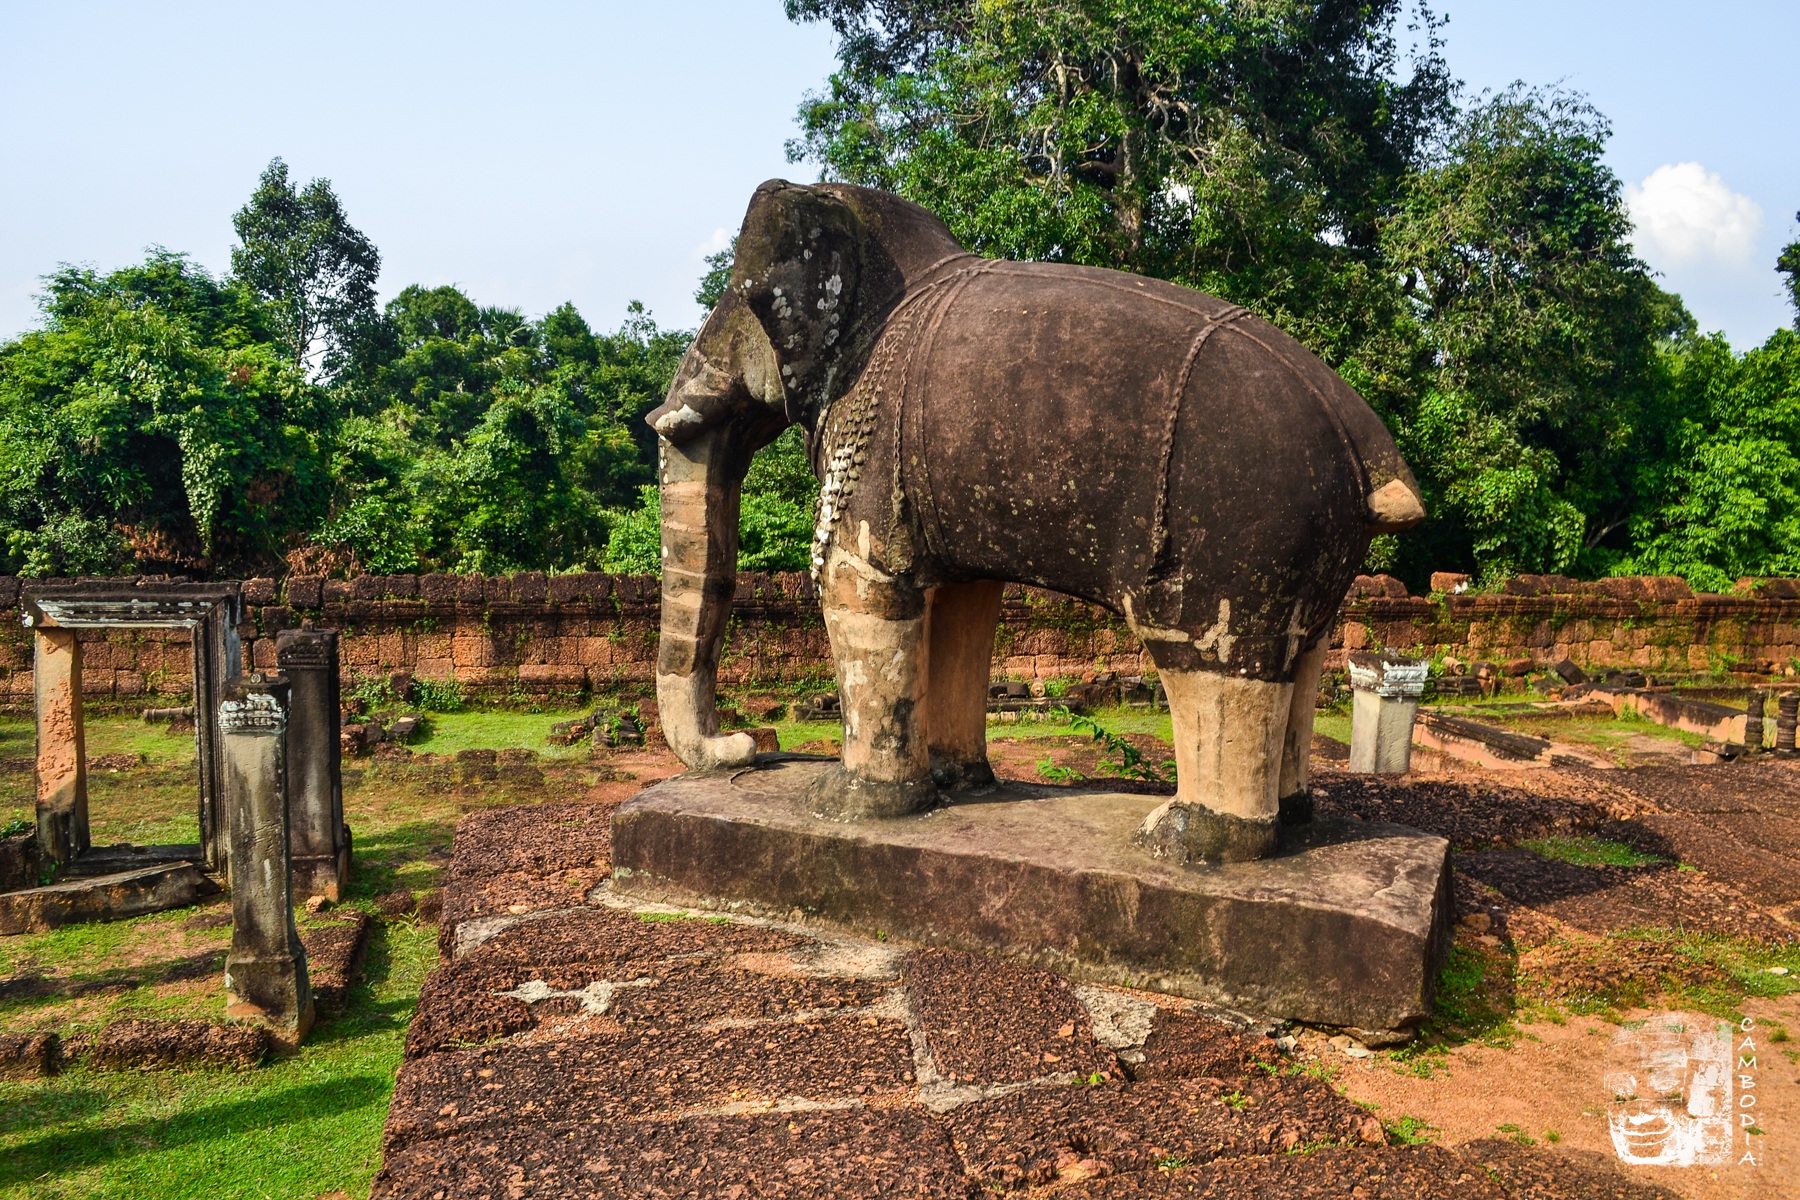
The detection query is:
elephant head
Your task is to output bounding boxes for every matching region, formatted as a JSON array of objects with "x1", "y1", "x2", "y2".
[{"x1": 645, "y1": 181, "x2": 966, "y2": 769}]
